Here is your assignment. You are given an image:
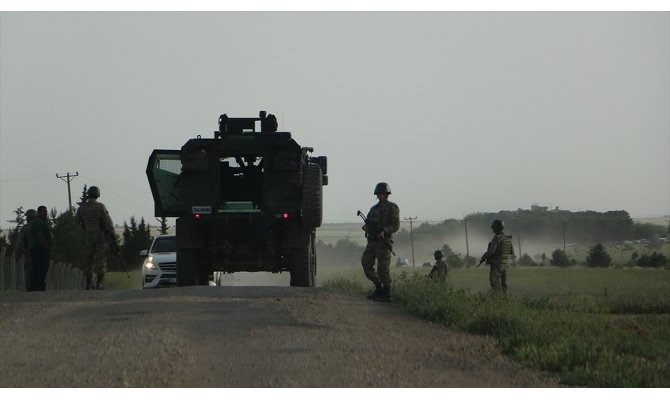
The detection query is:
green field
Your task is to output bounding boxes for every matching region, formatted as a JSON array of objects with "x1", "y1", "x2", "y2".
[{"x1": 321, "y1": 266, "x2": 670, "y2": 387}]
